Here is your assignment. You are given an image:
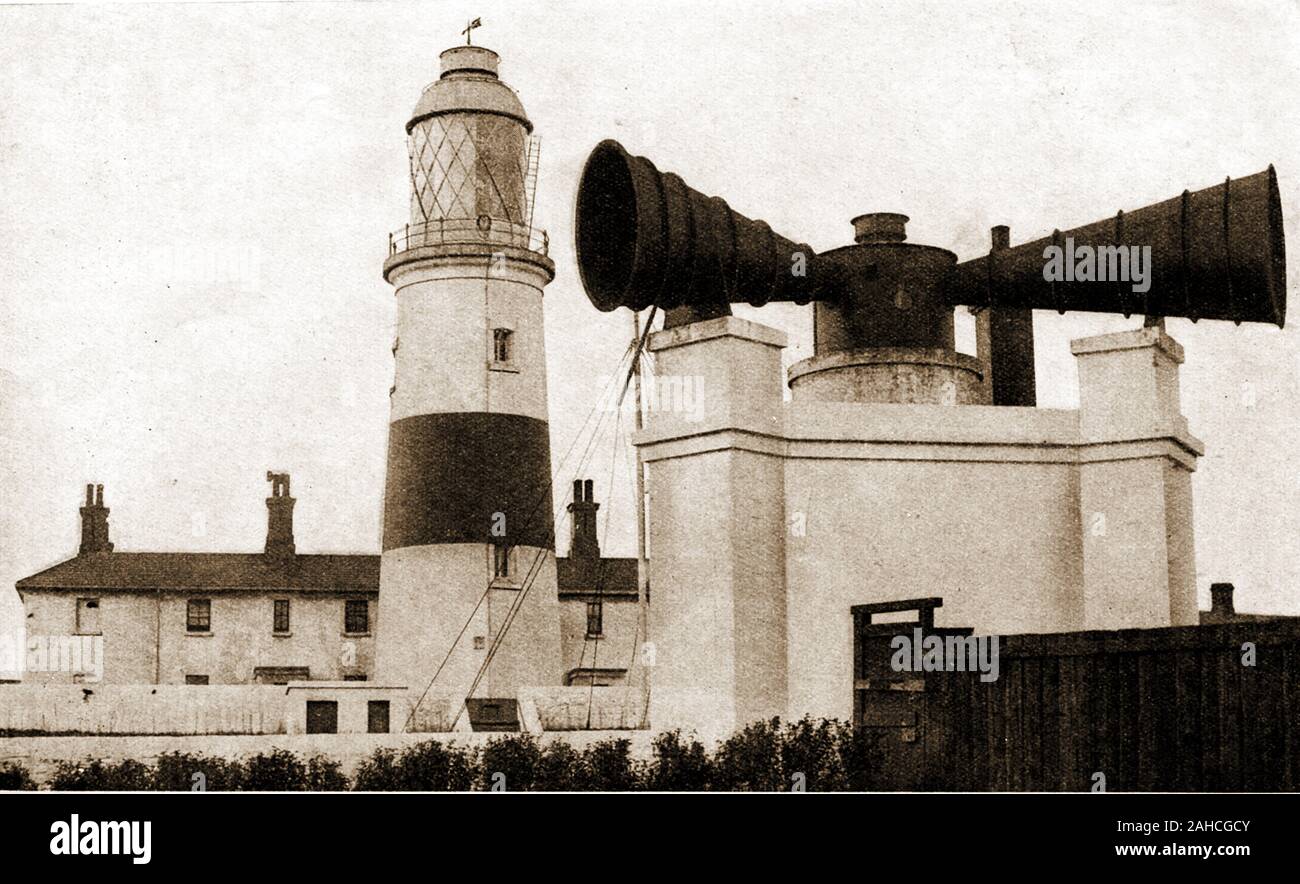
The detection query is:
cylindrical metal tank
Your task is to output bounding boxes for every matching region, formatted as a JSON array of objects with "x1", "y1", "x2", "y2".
[{"x1": 788, "y1": 347, "x2": 987, "y2": 405}]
